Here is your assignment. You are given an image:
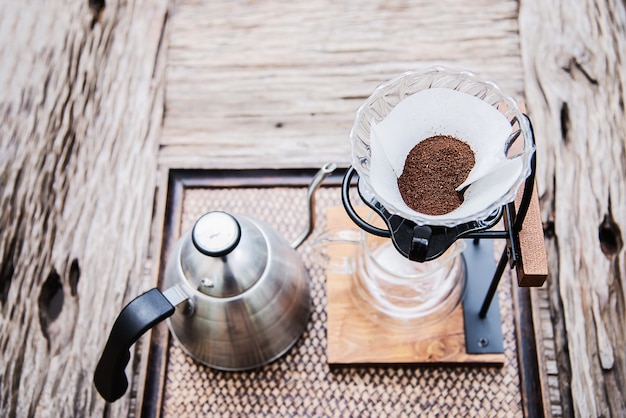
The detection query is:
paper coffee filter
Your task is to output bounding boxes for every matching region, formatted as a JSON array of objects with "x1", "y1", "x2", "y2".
[{"x1": 369, "y1": 88, "x2": 523, "y2": 223}]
